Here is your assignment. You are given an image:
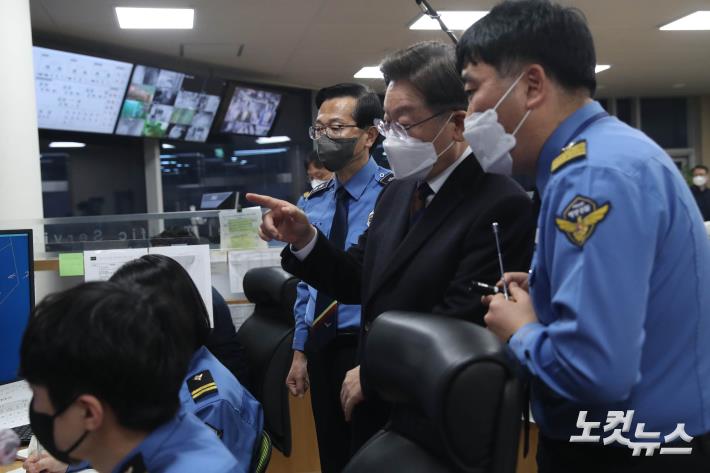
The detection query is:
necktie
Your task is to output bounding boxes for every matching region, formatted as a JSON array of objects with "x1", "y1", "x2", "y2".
[
  {"x1": 307, "y1": 186, "x2": 349, "y2": 351},
  {"x1": 409, "y1": 181, "x2": 434, "y2": 227}
]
